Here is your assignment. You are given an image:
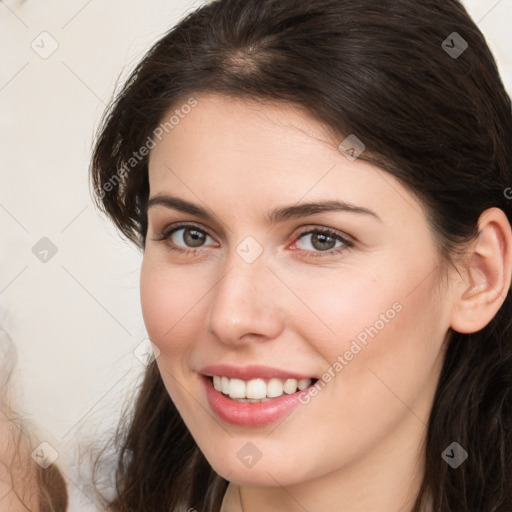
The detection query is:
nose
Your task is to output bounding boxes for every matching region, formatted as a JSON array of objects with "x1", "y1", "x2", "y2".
[{"x1": 206, "y1": 250, "x2": 284, "y2": 347}]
